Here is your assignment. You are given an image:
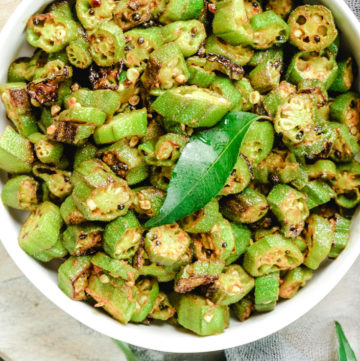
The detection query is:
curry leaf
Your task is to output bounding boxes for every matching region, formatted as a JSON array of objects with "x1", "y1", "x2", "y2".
[
  {"x1": 336, "y1": 322, "x2": 358, "y2": 361},
  {"x1": 145, "y1": 112, "x2": 260, "y2": 228}
]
